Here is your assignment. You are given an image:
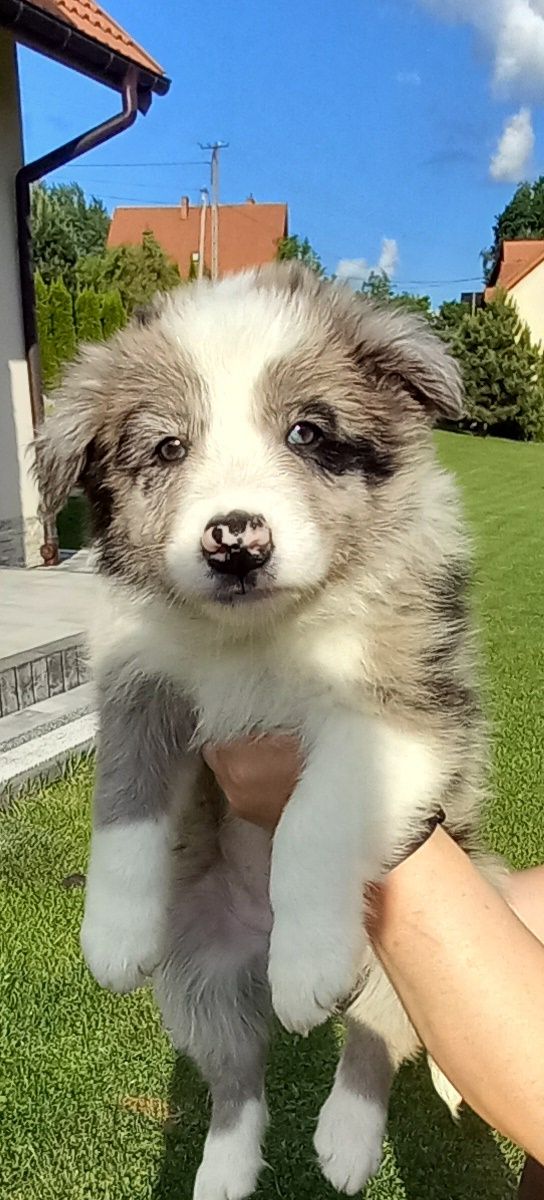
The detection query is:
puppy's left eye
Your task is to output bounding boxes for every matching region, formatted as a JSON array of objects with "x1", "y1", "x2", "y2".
[
  {"x1": 286, "y1": 422, "x2": 324, "y2": 447},
  {"x1": 156, "y1": 437, "x2": 187, "y2": 463}
]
